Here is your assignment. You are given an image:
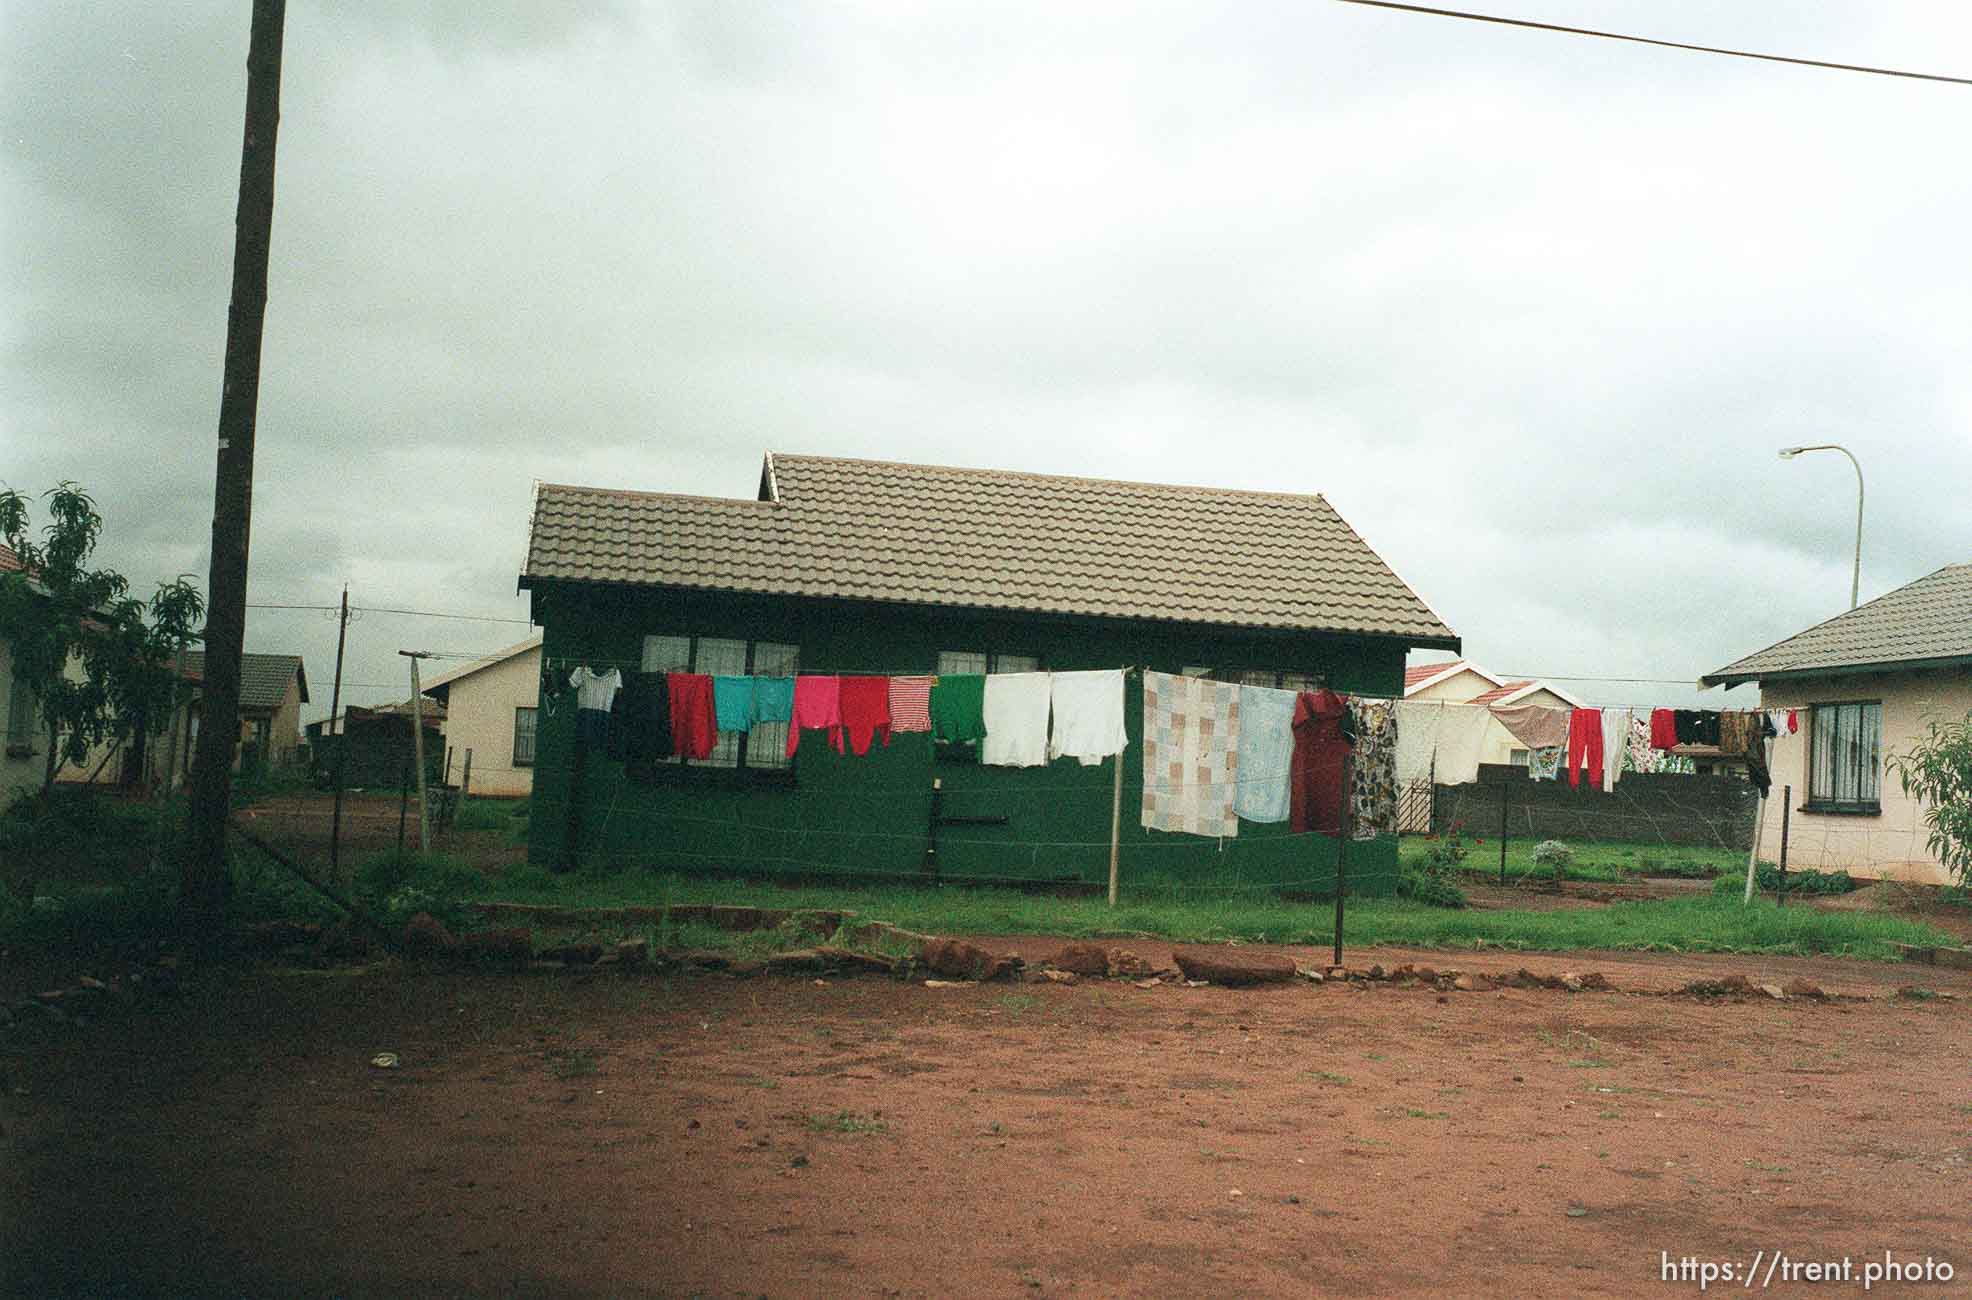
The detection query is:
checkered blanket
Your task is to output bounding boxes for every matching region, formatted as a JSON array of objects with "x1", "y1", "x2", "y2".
[{"x1": 1140, "y1": 670, "x2": 1241, "y2": 838}]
